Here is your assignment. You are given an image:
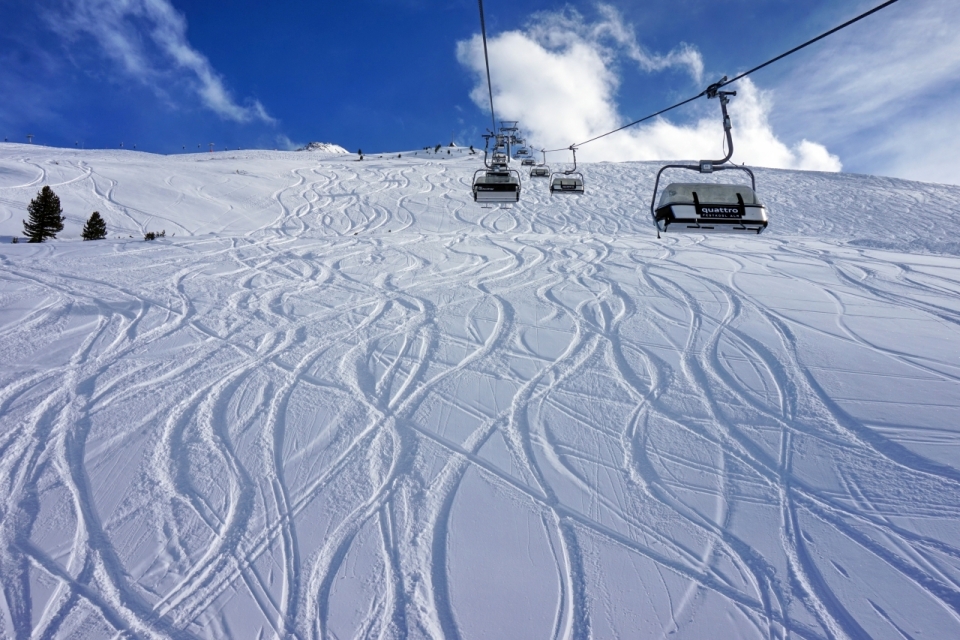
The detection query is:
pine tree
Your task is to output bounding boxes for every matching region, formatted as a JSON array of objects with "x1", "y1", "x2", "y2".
[
  {"x1": 82, "y1": 211, "x2": 107, "y2": 240},
  {"x1": 23, "y1": 186, "x2": 65, "y2": 243}
]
